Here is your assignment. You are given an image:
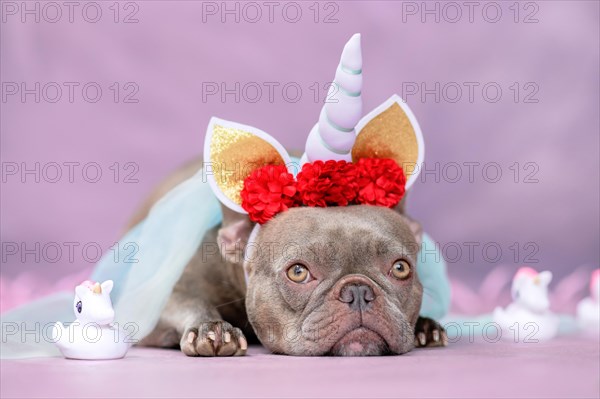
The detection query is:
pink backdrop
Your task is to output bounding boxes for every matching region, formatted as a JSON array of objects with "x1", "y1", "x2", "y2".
[{"x1": 1, "y1": 1, "x2": 599, "y2": 310}]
